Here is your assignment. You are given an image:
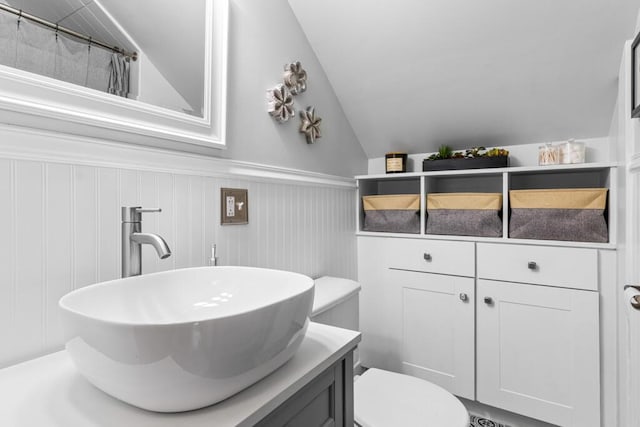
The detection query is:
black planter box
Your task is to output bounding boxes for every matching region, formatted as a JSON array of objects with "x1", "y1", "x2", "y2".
[{"x1": 422, "y1": 156, "x2": 509, "y2": 172}]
